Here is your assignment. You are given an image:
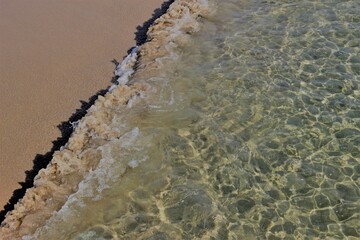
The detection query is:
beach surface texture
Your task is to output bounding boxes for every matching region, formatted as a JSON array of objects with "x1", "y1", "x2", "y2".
[
  {"x1": 2, "y1": 0, "x2": 360, "y2": 239},
  {"x1": 0, "y1": 0, "x2": 164, "y2": 210},
  {"x1": 0, "y1": 0, "x2": 210, "y2": 239}
]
